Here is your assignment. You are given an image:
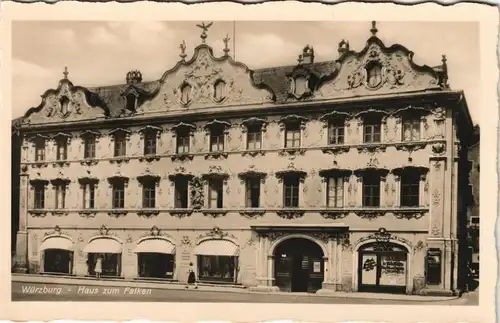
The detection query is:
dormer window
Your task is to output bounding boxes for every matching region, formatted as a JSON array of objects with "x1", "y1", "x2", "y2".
[
  {"x1": 366, "y1": 62, "x2": 383, "y2": 88},
  {"x1": 126, "y1": 94, "x2": 137, "y2": 112},
  {"x1": 59, "y1": 96, "x2": 70, "y2": 116},
  {"x1": 214, "y1": 80, "x2": 226, "y2": 102},
  {"x1": 291, "y1": 75, "x2": 308, "y2": 97},
  {"x1": 180, "y1": 83, "x2": 192, "y2": 105}
]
